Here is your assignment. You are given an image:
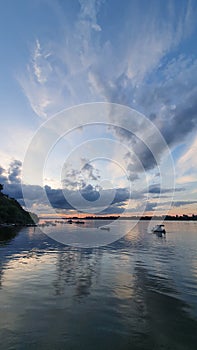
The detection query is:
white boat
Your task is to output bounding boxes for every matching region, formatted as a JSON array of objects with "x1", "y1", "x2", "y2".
[{"x1": 152, "y1": 224, "x2": 166, "y2": 236}]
